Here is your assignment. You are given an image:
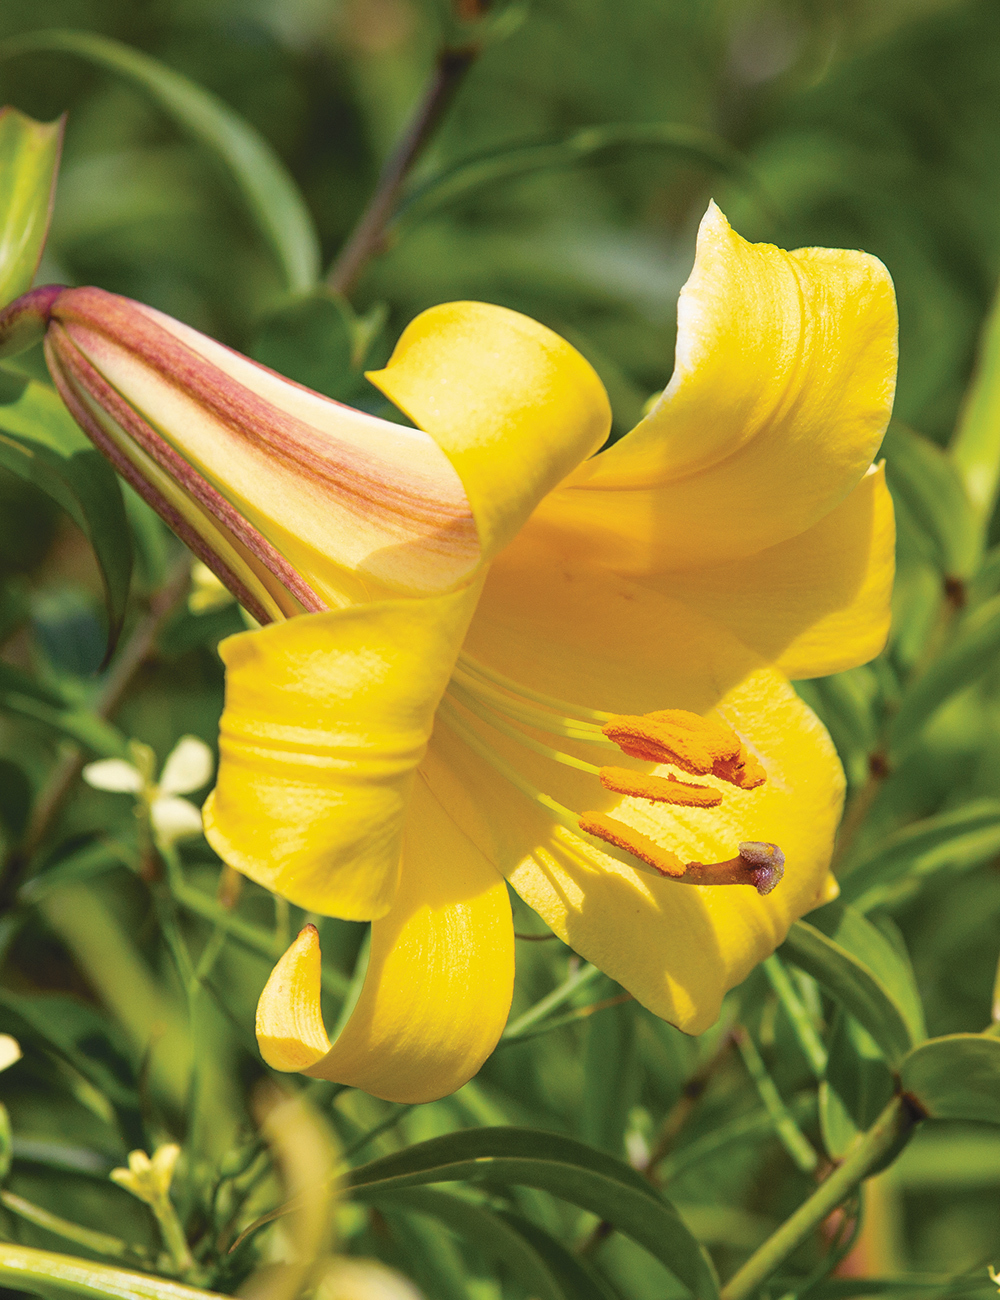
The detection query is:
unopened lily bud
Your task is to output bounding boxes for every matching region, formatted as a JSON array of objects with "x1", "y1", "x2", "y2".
[{"x1": 0, "y1": 285, "x2": 479, "y2": 625}]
